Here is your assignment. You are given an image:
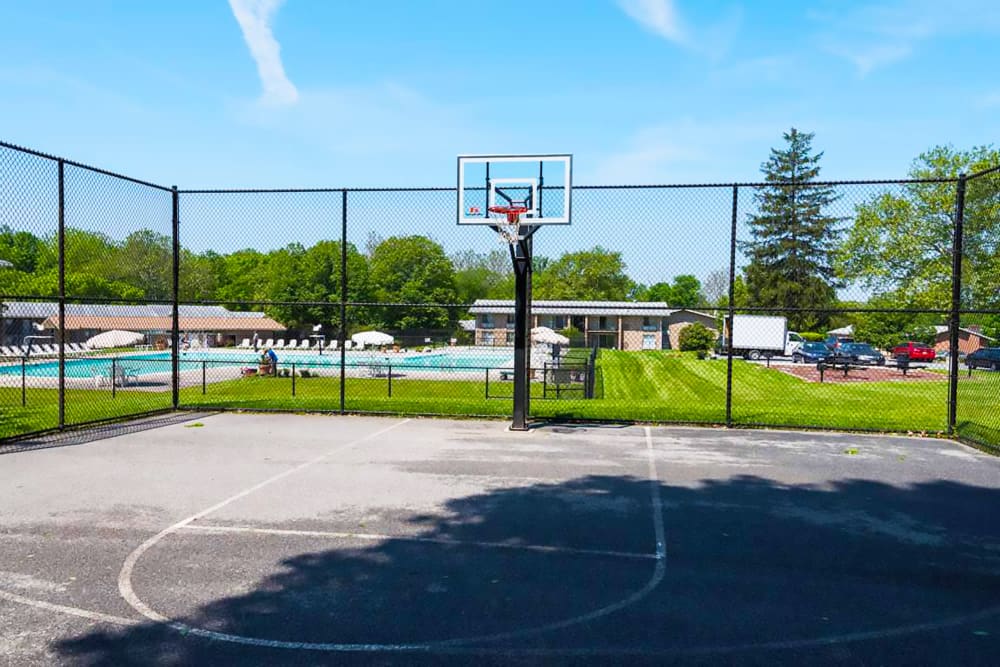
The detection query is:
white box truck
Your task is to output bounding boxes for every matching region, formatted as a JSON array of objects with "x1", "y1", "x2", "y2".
[{"x1": 726, "y1": 315, "x2": 803, "y2": 360}]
